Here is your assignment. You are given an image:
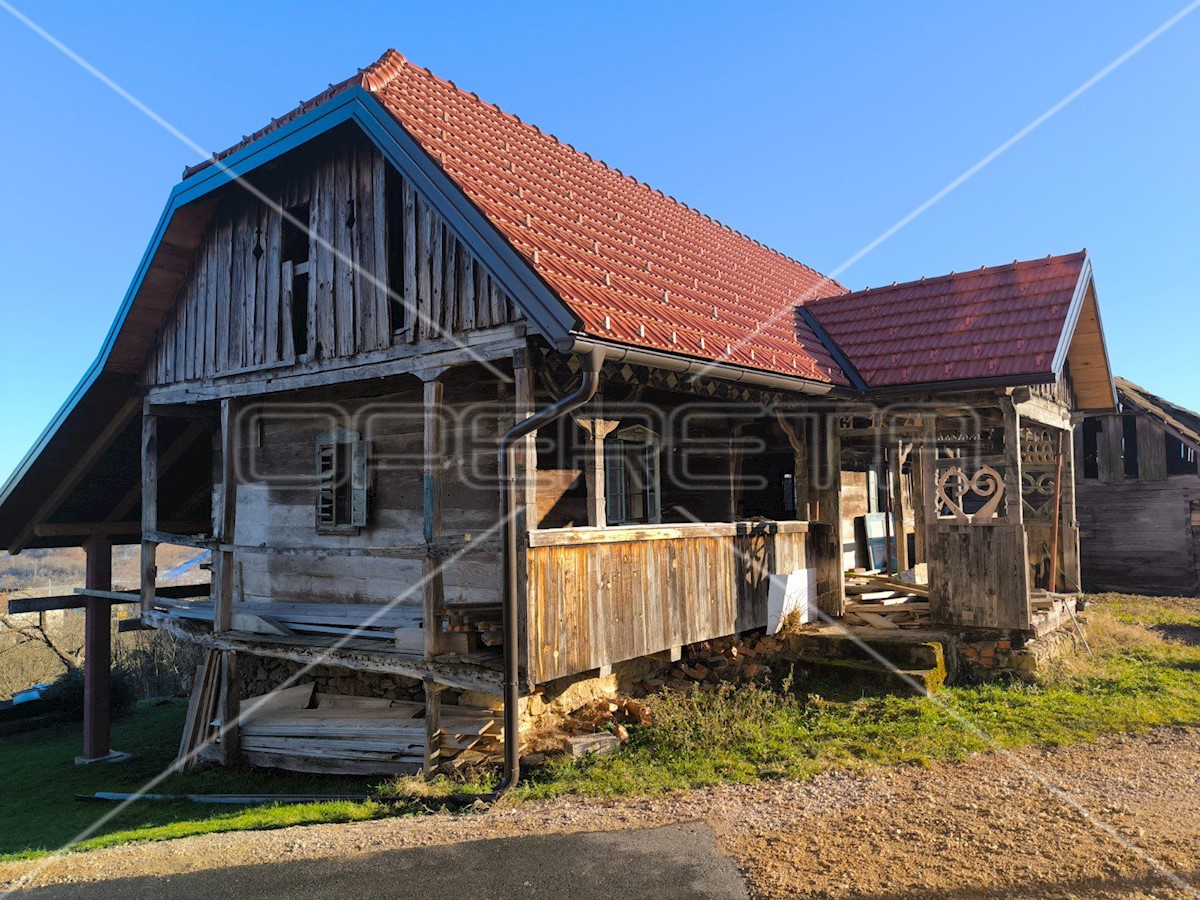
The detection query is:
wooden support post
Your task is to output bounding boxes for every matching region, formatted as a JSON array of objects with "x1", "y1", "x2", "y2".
[
  {"x1": 81, "y1": 536, "x2": 113, "y2": 762},
  {"x1": 211, "y1": 400, "x2": 240, "y2": 766},
  {"x1": 1060, "y1": 424, "x2": 1082, "y2": 590},
  {"x1": 774, "y1": 410, "x2": 810, "y2": 520},
  {"x1": 212, "y1": 400, "x2": 238, "y2": 633},
  {"x1": 1001, "y1": 399, "x2": 1024, "y2": 525},
  {"x1": 1001, "y1": 398, "x2": 1032, "y2": 624},
  {"x1": 140, "y1": 411, "x2": 158, "y2": 614},
  {"x1": 1073, "y1": 417, "x2": 1085, "y2": 485},
  {"x1": 423, "y1": 677, "x2": 441, "y2": 776},
  {"x1": 728, "y1": 423, "x2": 746, "y2": 521},
  {"x1": 578, "y1": 415, "x2": 620, "y2": 527},
  {"x1": 811, "y1": 414, "x2": 845, "y2": 617},
  {"x1": 1048, "y1": 432, "x2": 1065, "y2": 593},
  {"x1": 912, "y1": 429, "x2": 929, "y2": 564},
  {"x1": 422, "y1": 376, "x2": 446, "y2": 658},
  {"x1": 512, "y1": 354, "x2": 539, "y2": 527},
  {"x1": 217, "y1": 650, "x2": 239, "y2": 767},
  {"x1": 891, "y1": 442, "x2": 911, "y2": 573}
]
